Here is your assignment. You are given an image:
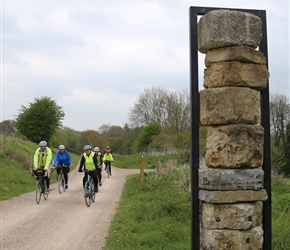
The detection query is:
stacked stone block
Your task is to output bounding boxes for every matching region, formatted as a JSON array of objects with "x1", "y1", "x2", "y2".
[{"x1": 198, "y1": 10, "x2": 269, "y2": 250}]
